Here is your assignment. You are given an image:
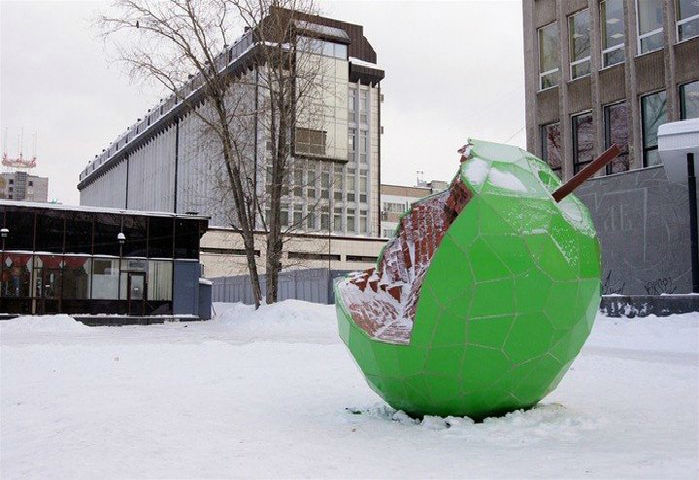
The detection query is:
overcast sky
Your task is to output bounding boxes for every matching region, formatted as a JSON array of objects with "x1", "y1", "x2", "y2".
[{"x1": 0, "y1": 0, "x2": 525, "y2": 205}]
